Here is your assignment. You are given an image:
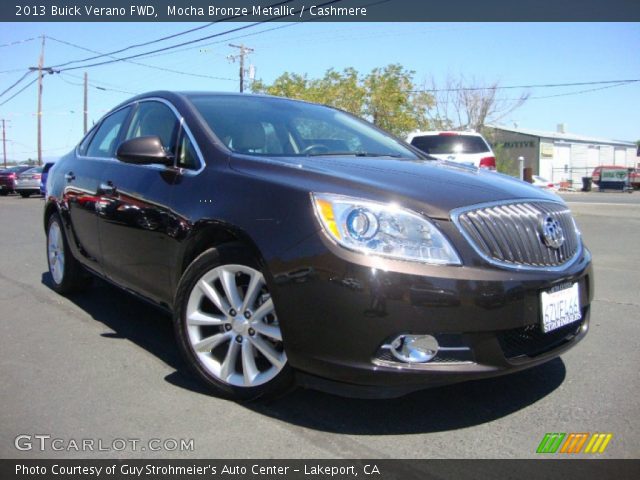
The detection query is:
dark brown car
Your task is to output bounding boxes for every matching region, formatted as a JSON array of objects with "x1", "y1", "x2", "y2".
[{"x1": 44, "y1": 92, "x2": 593, "y2": 400}]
